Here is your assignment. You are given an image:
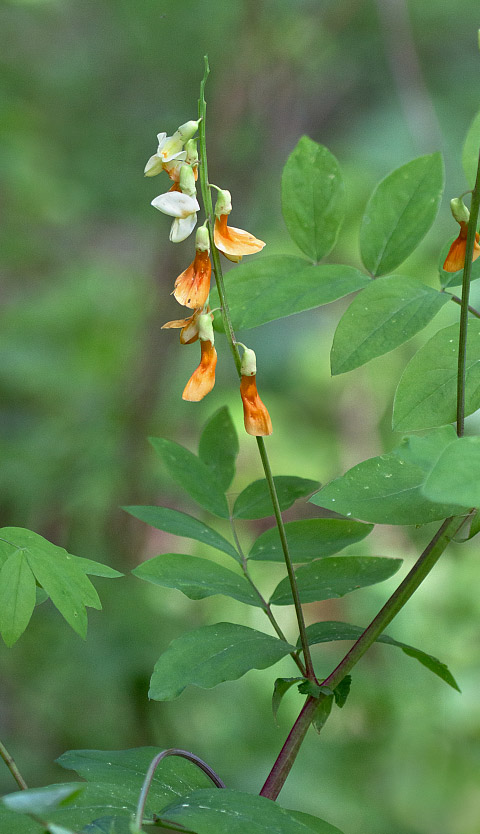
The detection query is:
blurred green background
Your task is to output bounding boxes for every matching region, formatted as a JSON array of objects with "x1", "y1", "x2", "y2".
[{"x1": 1, "y1": 1, "x2": 480, "y2": 832}]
